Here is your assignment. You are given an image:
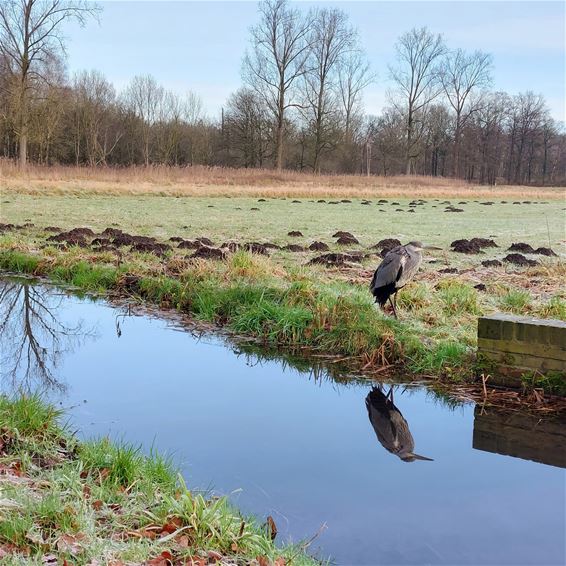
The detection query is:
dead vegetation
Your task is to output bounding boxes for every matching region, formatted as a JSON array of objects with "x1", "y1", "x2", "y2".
[{"x1": 2, "y1": 162, "x2": 564, "y2": 199}]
